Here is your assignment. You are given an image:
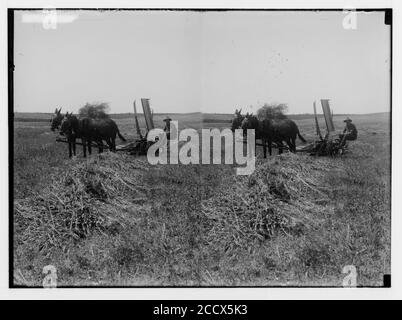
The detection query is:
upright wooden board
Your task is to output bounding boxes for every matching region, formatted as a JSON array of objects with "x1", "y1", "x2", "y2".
[
  {"x1": 141, "y1": 98, "x2": 155, "y2": 132},
  {"x1": 320, "y1": 99, "x2": 335, "y2": 132},
  {"x1": 133, "y1": 100, "x2": 143, "y2": 139},
  {"x1": 313, "y1": 101, "x2": 323, "y2": 139}
]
